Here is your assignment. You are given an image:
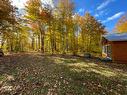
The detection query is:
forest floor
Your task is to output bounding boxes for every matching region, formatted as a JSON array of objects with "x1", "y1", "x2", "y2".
[{"x1": 0, "y1": 53, "x2": 127, "y2": 95}]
